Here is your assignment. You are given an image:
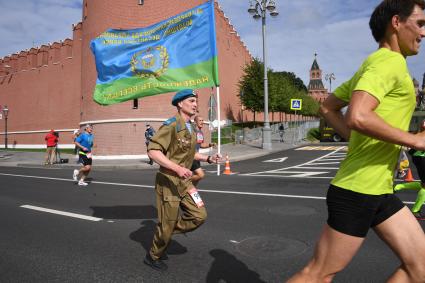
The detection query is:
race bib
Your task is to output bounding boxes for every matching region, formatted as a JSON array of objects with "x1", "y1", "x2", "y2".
[
  {"x1": 188, "y1": 188, "x2": 204, "y2": 208},
  {"x1": 196, "y1": 132, "x2": 204, "y2": 144}
]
